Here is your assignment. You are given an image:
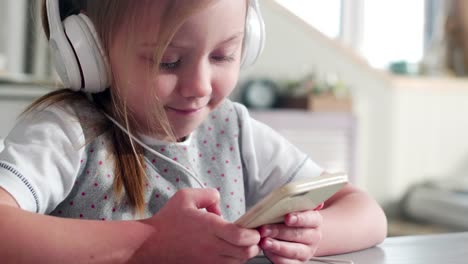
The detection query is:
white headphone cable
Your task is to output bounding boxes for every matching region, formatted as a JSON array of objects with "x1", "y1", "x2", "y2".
[
  {"x1": 102, "y1": 112, "x2": 206, "y2": 189},
  {"x1": 309, "y1": 257, "x2": 354, "y2": 264}
]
